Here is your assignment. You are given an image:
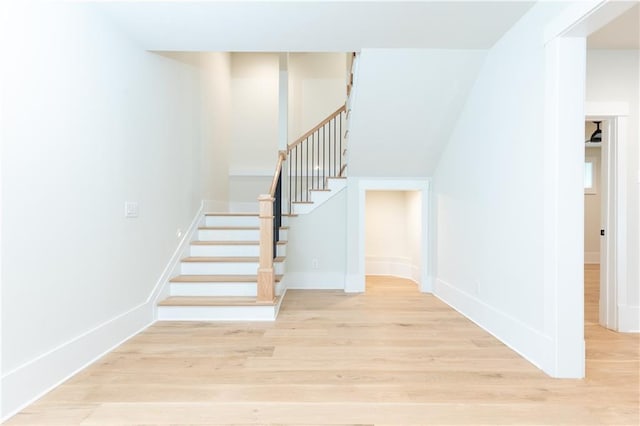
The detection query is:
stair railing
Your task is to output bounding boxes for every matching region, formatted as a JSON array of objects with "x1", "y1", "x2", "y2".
[
  {"x1": 287, "y1": 104, "x2": 347, "y2": 212},
  {"x1": 257, "y1": 105, "x2": 347, "y2": 302},
  {"x1": 257, "y1": 150, "x2": 286, "y2": 303}
]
